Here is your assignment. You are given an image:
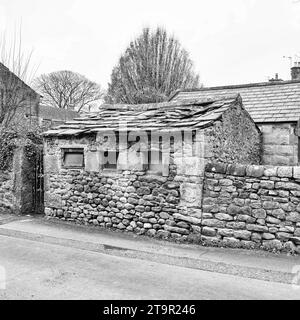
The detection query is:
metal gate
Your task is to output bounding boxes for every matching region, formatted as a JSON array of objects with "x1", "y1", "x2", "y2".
[{"x1": 33, "y1": 148, "x2": 44, "y2": 214}]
